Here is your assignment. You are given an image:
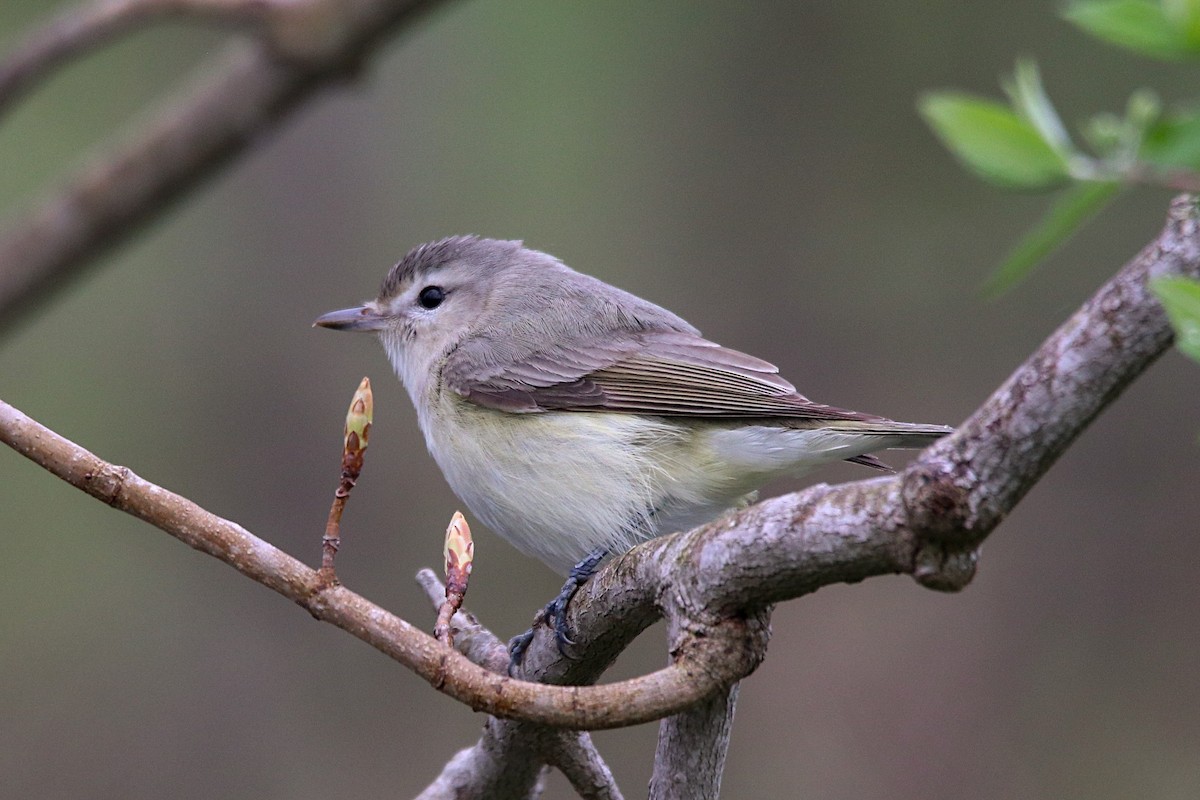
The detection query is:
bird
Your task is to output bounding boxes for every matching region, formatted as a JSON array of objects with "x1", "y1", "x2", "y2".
[{"x1": 315, "y1": 236, "x2": 952, "y2": 666}]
